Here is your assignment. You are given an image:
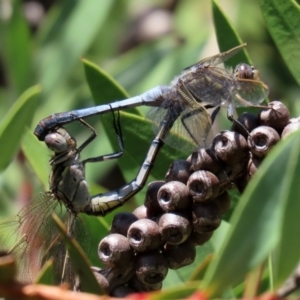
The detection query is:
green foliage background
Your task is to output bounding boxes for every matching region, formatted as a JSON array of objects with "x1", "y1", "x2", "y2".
[{"x1": 1, "y1": 0, "x2": 300, "y2": 298}]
